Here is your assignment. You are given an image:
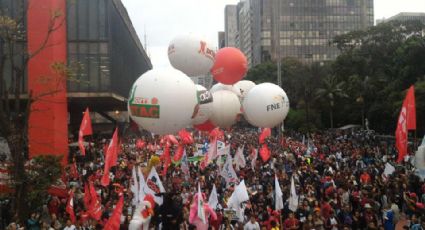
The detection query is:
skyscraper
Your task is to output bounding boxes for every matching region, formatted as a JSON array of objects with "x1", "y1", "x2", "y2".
[
  {"x1": 224, "y1": 5, "x2": 238, "y2": 47},
  {"x1": 225, "y1": 0, "x2": 374, "y2": 66}
]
